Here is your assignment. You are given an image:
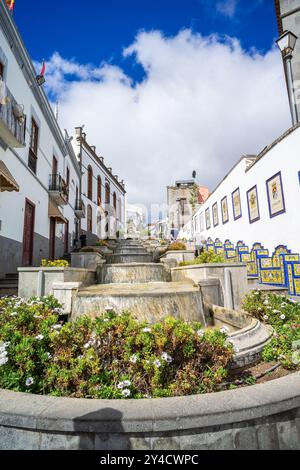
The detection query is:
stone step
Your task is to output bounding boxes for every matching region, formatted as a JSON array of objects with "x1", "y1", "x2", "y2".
[
  {"x1": 72, "y1": 281, "x2": 207, "y2": 326},
  {"x1": 106, "y1": 253, "x2": 153, "y2": 264},
  {"x1": 99, "y1": 263, "x2": 171, "y2": 284}
]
